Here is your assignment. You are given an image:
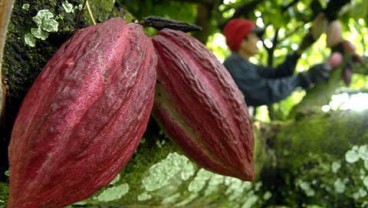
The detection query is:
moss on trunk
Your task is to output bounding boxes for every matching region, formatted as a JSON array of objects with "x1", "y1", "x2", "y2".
[{"x1": 262, "y1": 110, "x2": 368, "y2": 207}]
